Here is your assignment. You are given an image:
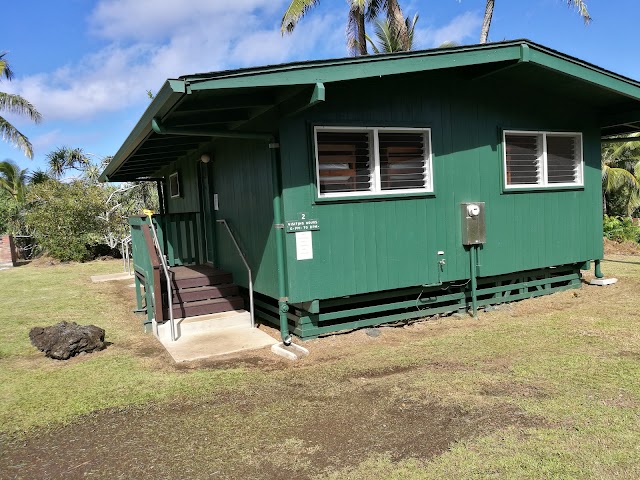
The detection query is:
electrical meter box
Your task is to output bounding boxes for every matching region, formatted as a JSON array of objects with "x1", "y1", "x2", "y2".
[{"x1": 461, "y1": 202, "x2": 486, "y2": 245}]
